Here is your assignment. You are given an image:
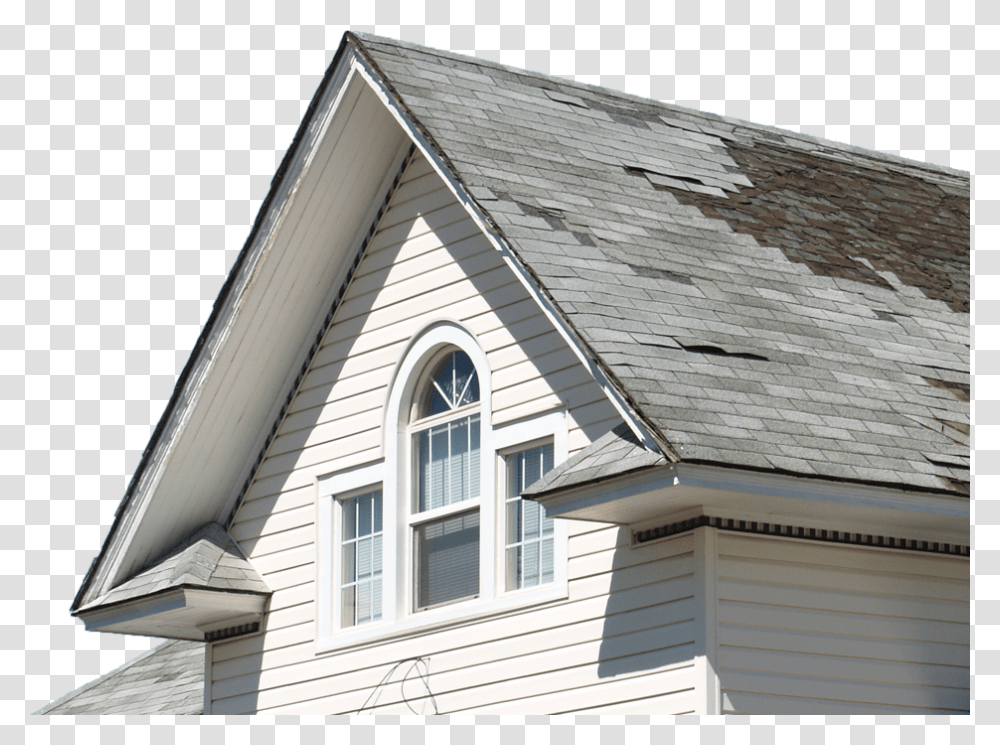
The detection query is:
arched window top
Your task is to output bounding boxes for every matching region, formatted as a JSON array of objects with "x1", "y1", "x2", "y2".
[{"x1": 419, "y1": 349, "x2": 480, "y2": 419}]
